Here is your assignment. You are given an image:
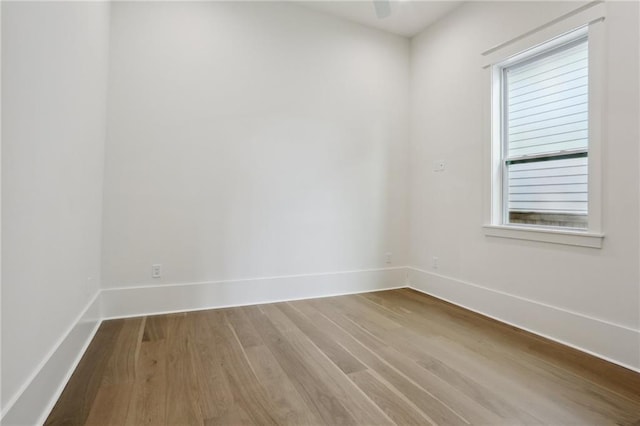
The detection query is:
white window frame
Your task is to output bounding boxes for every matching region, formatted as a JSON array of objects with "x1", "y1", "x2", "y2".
[{"x1": 481, "y1": 2, "x2": 606, "y2": 249}]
